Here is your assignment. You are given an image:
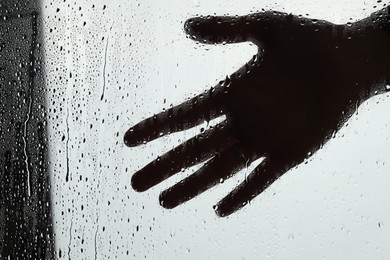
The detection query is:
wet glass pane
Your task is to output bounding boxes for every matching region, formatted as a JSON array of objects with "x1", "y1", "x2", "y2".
[{"x1": 1, "y1": 0, "x2": 390, "y2": 259}]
